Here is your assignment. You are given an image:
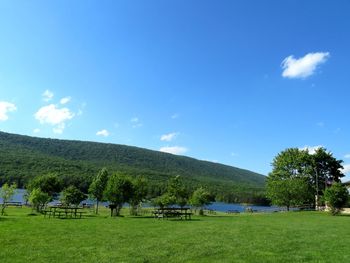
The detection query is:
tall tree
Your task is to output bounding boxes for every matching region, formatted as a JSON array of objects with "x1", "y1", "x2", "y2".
[
  {"x1": 129, "y1": 176, "x2": 148, "y2": 216},
  {"x1": 104, "y1": 173, "x2": 134, "y2": 217},
  {"x1": 311, "y1": 148, "x2": 344, "y2": 196},
  {"x1": 88, "y1": 168, "x2": 109, "y2": 214},
  {"x1": 266, "y1": 148, "x2": 314, "y2": 210},
  {"x1": 189, "y1": 187, "x2": 212, "y2": 215},
  {"x1": 167, "y1": 175, "x2": 188, "y2": 207},
  {"x1": 27, "y1": 173, "x2": 62, "y2": 201}
]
